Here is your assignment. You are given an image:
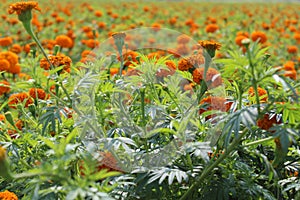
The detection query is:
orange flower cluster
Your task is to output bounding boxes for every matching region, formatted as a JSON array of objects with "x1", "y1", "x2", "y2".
[
  {"x1": 8, "y1": 92, "x2": 33, "y2": 108},
  {"x1": 251, "y1": 31, "x2": 267, "y2": 44},
  {"x1": 0, "y1": 81, "x2": 10, "y2": 96},
  {"x1": 248, "y1": 86, "x2": 268, "y2": 102},
  {"x1": 40, "y1": 55, "x2": 72, "y2": 72},
  {"x1": 287, "y1": 45, "x2": 298, "y2": 54},
  {"x1": 199, "y1": 96, "x2": 232, "y2": 119},
  {"x1": 156, "y1": 60, "x2": 177, "y2": 78},
  {"x1": 178, "y1": 58, "x2": 193, "y2": 71},
  {"x1": 205, "y1": 24, "x2": 219, "y2": 33},
  {"x1": 29, "y1": 88, "x2": 48, "y2": 100},
  {"x1": 0, "y1": 190, "x2": 18, "y2": 200},
  {"x1": 0, "y1": 37, "x2": 13, "y2": 47},
  {"x1": 55, "y1": 35, "x2": 73, "y2": 48},
  {"x1": 192, "y1": 67, "x2": 222, "y2": 88},
  {"x1": 257, "y1": 113, "x2": 281, "y2": 131},
  {"x1": 235, "y1": 31, "x2": 249, "y2": 47},
  {"x1": 283, "y1": 61, "x2": 297, "y2": 80},
  {"x1": 0, "y1": 51, "x2": 19, "y2": 74},
  {"x1": 8, "y1": 1, "x2": 41, "y2": 15}
]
